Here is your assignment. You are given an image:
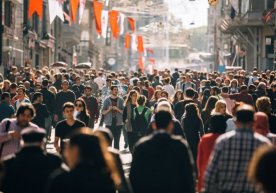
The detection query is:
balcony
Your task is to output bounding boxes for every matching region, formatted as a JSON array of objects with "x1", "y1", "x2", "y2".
[{"x1": 61, "y1": 24, "x2": 81, "y2": 47}]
